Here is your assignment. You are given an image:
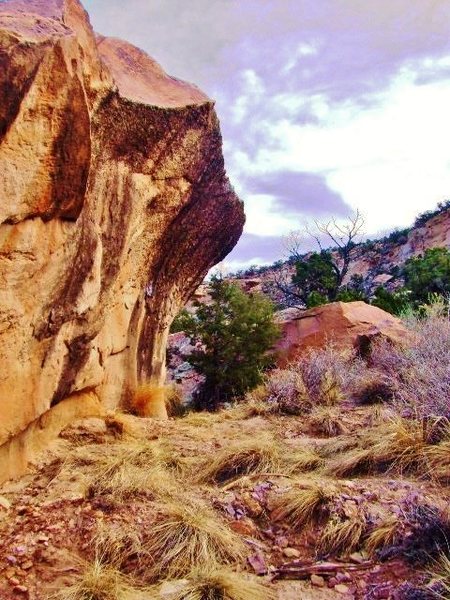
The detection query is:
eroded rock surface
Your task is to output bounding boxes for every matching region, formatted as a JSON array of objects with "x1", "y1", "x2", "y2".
[
  {"x1": 276, "y1": 301, "x2": 409, "y2": 365},
  {"x1": 0, "y1": 0, "x2": 244, "y2": 450}
]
